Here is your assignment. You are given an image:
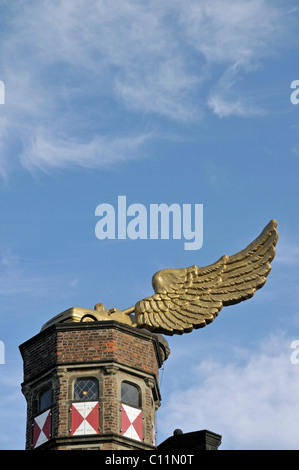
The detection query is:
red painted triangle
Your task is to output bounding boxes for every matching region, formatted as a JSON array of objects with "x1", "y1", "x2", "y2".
[
  {"x1": 42, "y1": 411, "x2": 51, "y2": 439},
  {"x1": 121, "y1": 405, "x2": 131, "y2": 435},
  {"x1": 32, "y1": 421, "x2": 41, "y2": 448},
  {"x1": 71, "y1": 404, "x2": 85, "y2": 435},
  {"x1": 132, "y1": 411, "x2": 143, "y2": 441}
]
